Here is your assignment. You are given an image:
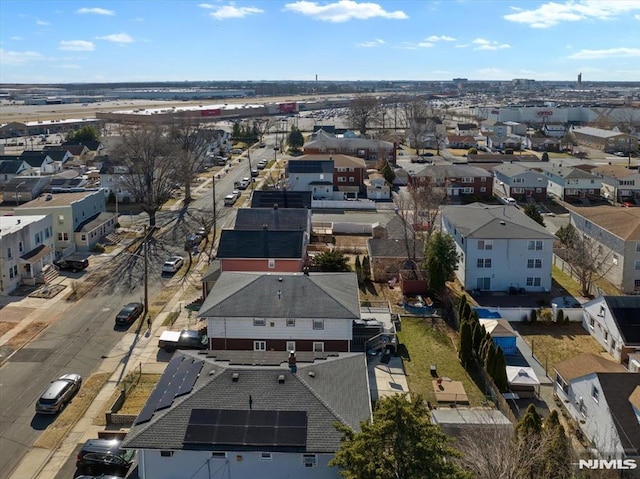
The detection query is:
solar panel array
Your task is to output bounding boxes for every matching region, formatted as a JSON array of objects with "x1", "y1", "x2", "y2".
[
  {"x1": 135, "y1": 356, "x2": 203, "y2": 425},
  {"x1": 183, "y1": 409, "x2": 307, "y2": 448}
]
